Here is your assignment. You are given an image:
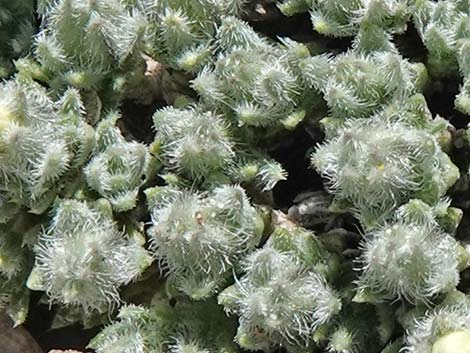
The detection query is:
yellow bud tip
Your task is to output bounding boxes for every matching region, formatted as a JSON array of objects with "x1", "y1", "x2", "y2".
[
  {"x1": 242, "y1": 165, "x2": 259, "y2": 180},
  {"x1": 68, "y1": 72, "x2": 86, "y2": 86},
  {"x1": 0, "y1": 104, "x2": 14, "y2": 131},
  {"x1": 238, "y1": 334, "x2": 253, "y2": 349},
  {"x1": 149, "y1": 141, "x2": 162, "y2": 156},
  {"x1": 432, "y1": 331, "x2": 470, "y2": 353},
  {"x1": 376, "y1": 163, "x2": 385, "y2": 171},
  {"x1": 314, "y1": 19, "x2": 330, "y2": 34},
  {"x1": 457, "y1": 95, "x2": 470, "y2": 114},
  {"x1": 282, "y1": 110, "x2": 306, "y2": 130},
  {"x1": 182, "y1": 55, "x2": 197, "y2": 69}
]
